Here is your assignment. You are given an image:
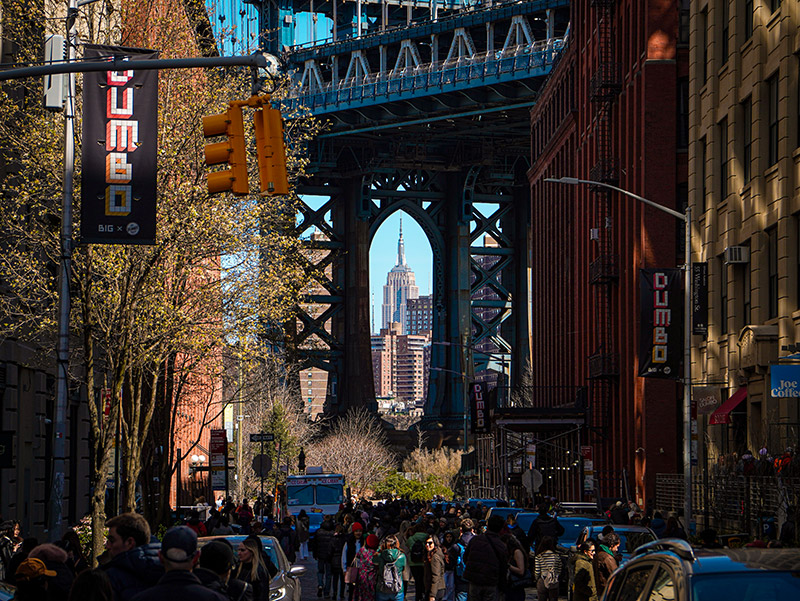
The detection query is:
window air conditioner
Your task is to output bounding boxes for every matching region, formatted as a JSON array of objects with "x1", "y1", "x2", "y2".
[{"x1": 724, "y1": 246, "x2": 750, "y2": 264}]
